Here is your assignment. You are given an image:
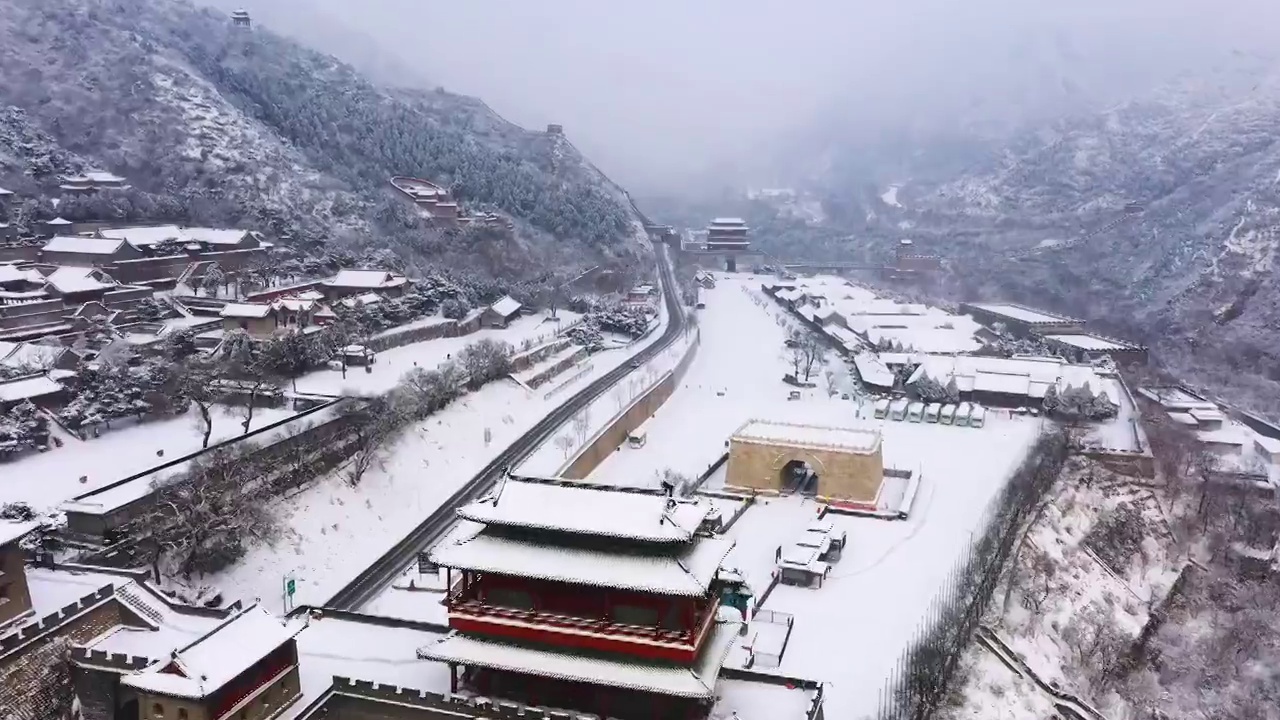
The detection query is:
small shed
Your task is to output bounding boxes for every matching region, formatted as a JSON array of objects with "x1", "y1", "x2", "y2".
[{"x1": 481, "y1": 295, "x2": 523, "y2": 329}]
